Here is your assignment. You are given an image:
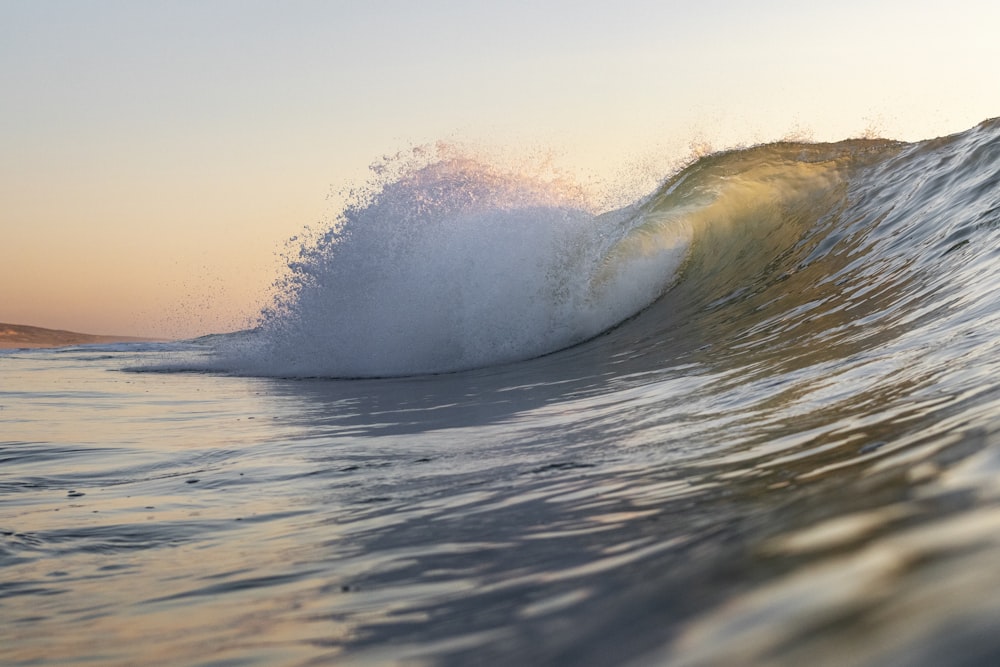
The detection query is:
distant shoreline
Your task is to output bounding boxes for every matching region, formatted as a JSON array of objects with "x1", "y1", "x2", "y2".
[{"x1": 0, "y1": 322, "x2": 166, "y2": 349}]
